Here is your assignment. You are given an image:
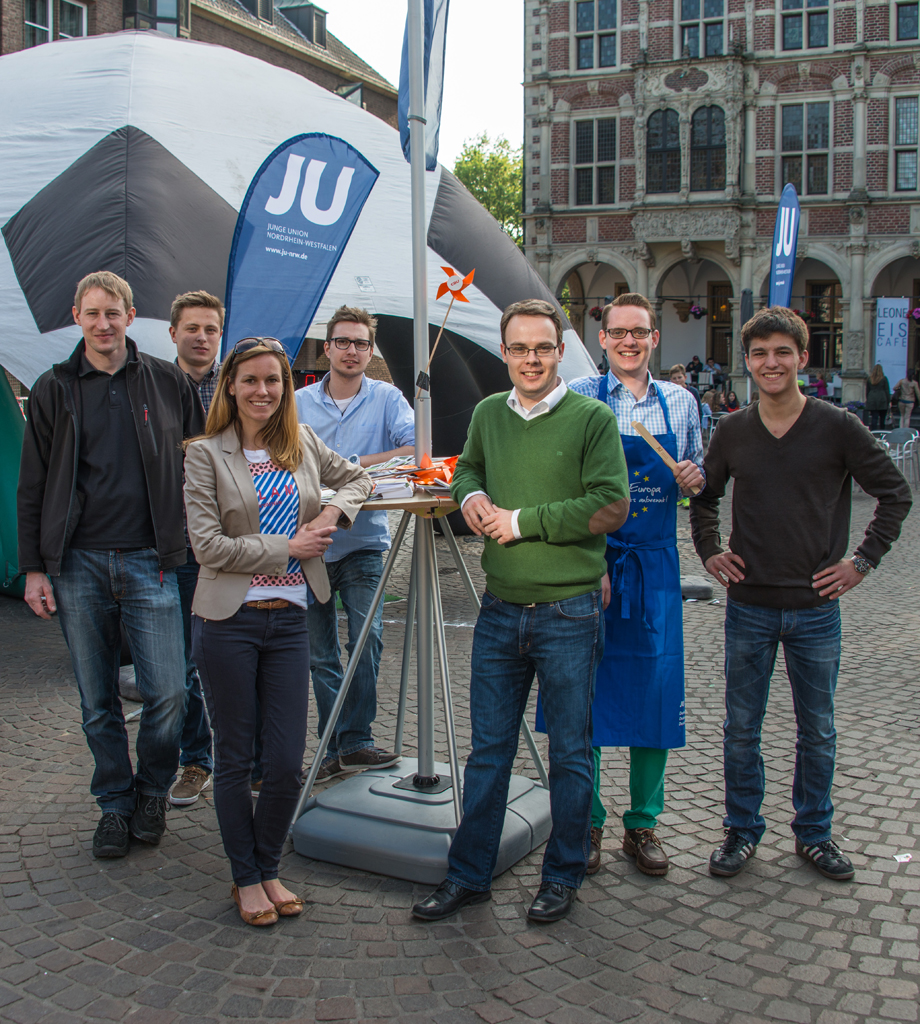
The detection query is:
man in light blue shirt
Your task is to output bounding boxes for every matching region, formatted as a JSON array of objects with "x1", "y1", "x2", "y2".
[{"x1": 295, "y1": 306, "x2": 415, "y2": 780}]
